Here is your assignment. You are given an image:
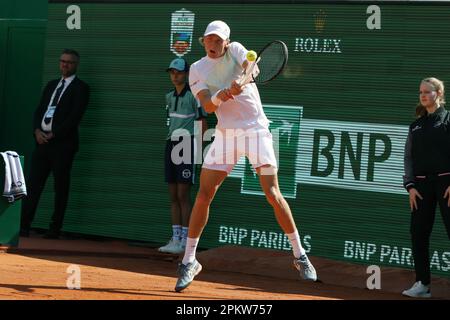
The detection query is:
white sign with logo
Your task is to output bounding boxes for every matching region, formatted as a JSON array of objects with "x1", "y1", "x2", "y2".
[{"x1": 170, "y1": 8, "x2": 195, "y2": 57}]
